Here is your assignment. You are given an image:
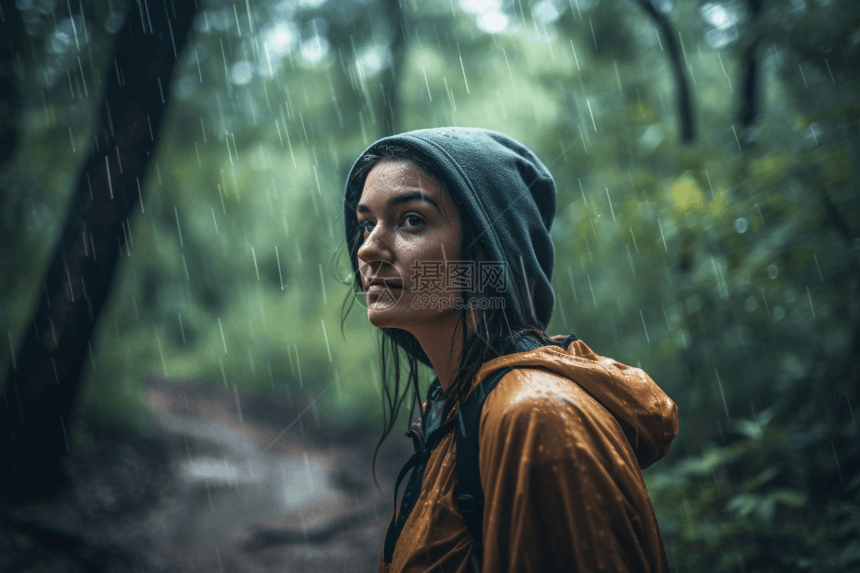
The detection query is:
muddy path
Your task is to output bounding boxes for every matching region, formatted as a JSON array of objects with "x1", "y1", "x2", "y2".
[{"x1": 0, "y1": 377, "x2": 413, "y2": 572}]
